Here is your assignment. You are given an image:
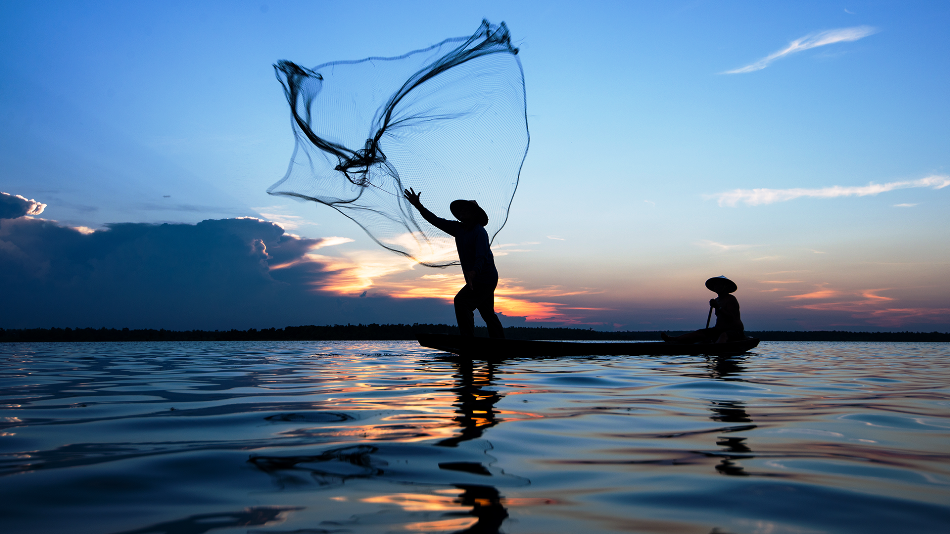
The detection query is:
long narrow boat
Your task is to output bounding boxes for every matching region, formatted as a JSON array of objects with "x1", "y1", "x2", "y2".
[{"x1": 417, "y1": 334, "x2": 760, "y2": 358}]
